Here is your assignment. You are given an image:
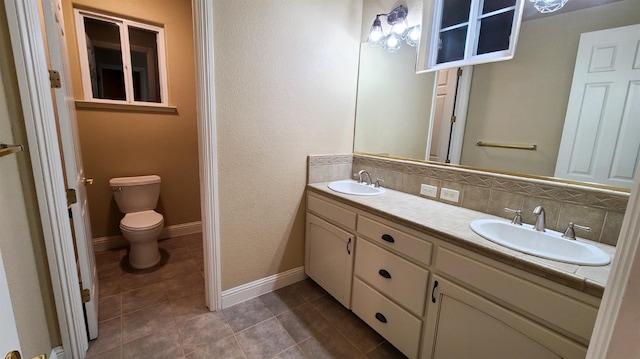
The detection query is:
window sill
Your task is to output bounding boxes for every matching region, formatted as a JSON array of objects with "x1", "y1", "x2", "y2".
[{"x1": 75, "y1": 101, "x2": 178, "y2": 114}]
